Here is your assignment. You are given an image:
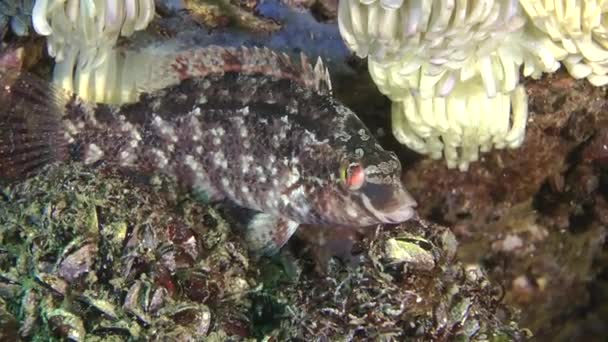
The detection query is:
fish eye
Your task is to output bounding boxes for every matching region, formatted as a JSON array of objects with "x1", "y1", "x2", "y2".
[{"x1": 340, "y1": 162, "x2": 365, "y2": 190}]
